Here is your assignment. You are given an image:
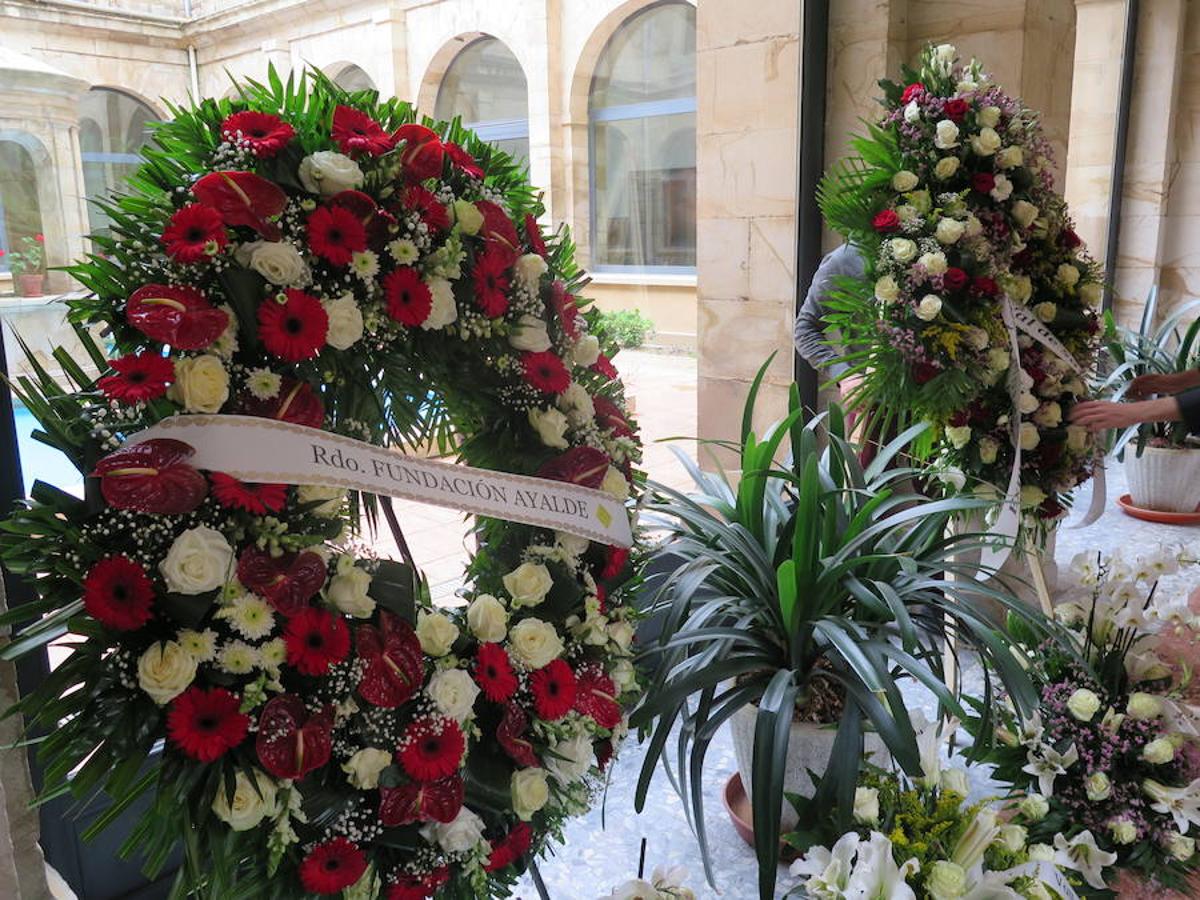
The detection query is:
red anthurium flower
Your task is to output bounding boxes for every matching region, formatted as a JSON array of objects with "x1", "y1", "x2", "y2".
[
  {"x1": 912, "y1": 361, "x2": 941, "y2": 385},
  {"x1": 285, "y1": 606, "x2": 350, "y2": 676},
  {"x1": 595, "y1": 737, "x2": 615, "y2": 773},
  {"x1": 530, "y1": 658, "x2": 576, "y2": 721},
  {"x1": 524, "y1": 213, "x2": 548, "y2": 257},
  {"x1": 237, "y1": 547, "x2": 328, "y2": 615},
  {"x1": 536, "y1": 446, "x2": 611, "y2": 489},
  {"x1": 474, "y1": 642, "x2": 518, "y2": 703},
  {"x1": 485, "y1": 822, "x2": 534, "y2": 873},
  {"x1": 192, "y1": 171, "x2": 287, "y2": 240},
  {"x1": 475, "y1": 199, "x2": 519, "y2": 251},
  {"x1": 522, "y1": 351, "x2": 570, "y2": 394},
  {"x1": 550, "y1": 281, "x2": 581, "y2": 340},
  {"x1": 593, "y1": 396, "x2": 633, "y2": 438},
  {"x1": 299, "y1": 837, "x2": 367, "y2": 896},
  {"x1": 872, "y1": 209, "x2": 901, "y2": 233},
  {"x1": 592, "y1": 353, "x2": 619, "y2": 380},
  {"x1": 943, "y1": 98, "x2": 969, "y2": 123},
  {"x1": 401, "y1": 184, "x2": 450, "y2": 233},
  {"x1": 574, "y1": 663, "x2": 622, "y2": 729},
  {"x1": 496, "y1": 703, "x2": 538, "y2": 767},
  {"x1": 332, "y1": 105, "x2": 393, "y2": 157},
  {"x1": 379, "y1": 774, "x2": 464, "y2": 826},
  {"x1": 162, "y1": 204, "x2": 228, "y2": 264},
  {"x1": 443, "y1": 141, "x2": 483, "y2": 179},
  {"x1": 356, "y1": 612, "x2": 425, "y2": 708},
  {"x1": 901, "y1": 83, "x2": 925, "y2": 103},
  {"x1": 307, "y1": 205, "x2": 368, "y2": 267},
  {"x1": 473, "y1": 247, "x2": 511, "y2": 317},
  {"x1": 97, "y1": 352, "x2": 174, "y2": 404},
  {"x1": 383, "y1": 267, "x2": 433, "y2": 327},
  {"x1": 258, "y1": 289, "x2": 329, "y2": 362},
  {"x1": 220, "y1": 111, "x2": 294, "y2": 158},
  {"x1": 126, "y1": 284, "x2": 229, "y2": 350},
  {"x1": 83, "y1": 555, "x2": 155, "y2": 631},
  {"x1": 393, "y1": 123, "x2": 444, "y2": 181},
  {"x1": 209, "y1": 472, "x2": 287, "y2": 515},
  {"x1": 387, "y1": 867, "x2": 450, "y2": 900},
  {"x1": 167, "y1": 686, "x2": 249, "y2": 763},
  {"x1": 94, "y1": 438, "x2": 208, "y2": 514},
  {"x1": 601, "y1": 545, "x2": 630, "y2": 581},
  {"x1": 256, "y1": 694, "x2": 334, "y2": 779},
  {"x1": 398, "y1": 717, "x2": 465, "y2": 782},
  {"x1": 237, "y1": 376, "x2": 325, "y2": 428}
]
